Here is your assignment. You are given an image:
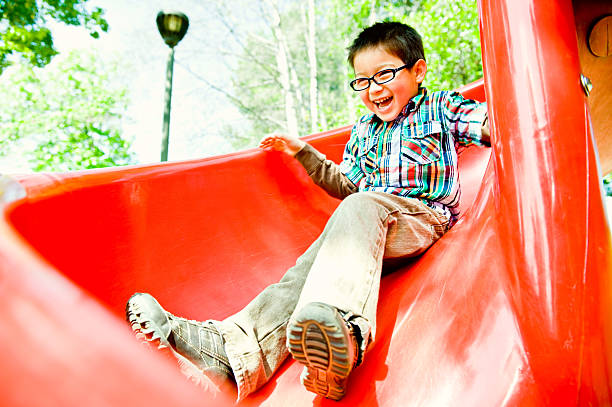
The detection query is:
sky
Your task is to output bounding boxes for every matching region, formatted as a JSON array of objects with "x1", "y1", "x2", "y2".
[{"x1": 1, "y1": 0, "x2": 249, "y2": 172}]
